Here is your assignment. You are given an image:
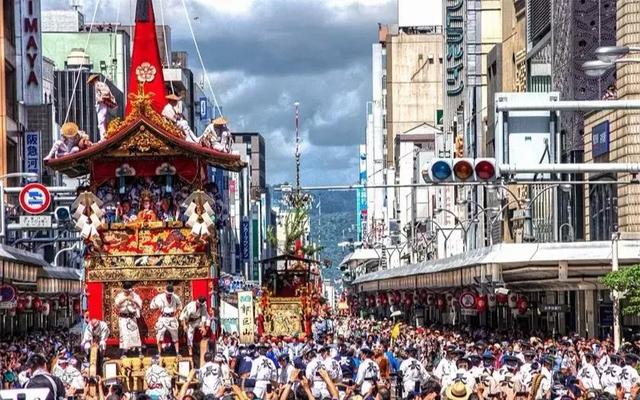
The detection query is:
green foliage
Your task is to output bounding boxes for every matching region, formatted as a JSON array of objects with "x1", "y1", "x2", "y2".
[
  {"x1": 601, "y1": 264, "x2": 640, "y2": 315},
  {"x1": 268, "y1": 204, "x2": 321, "y2": 257}
]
